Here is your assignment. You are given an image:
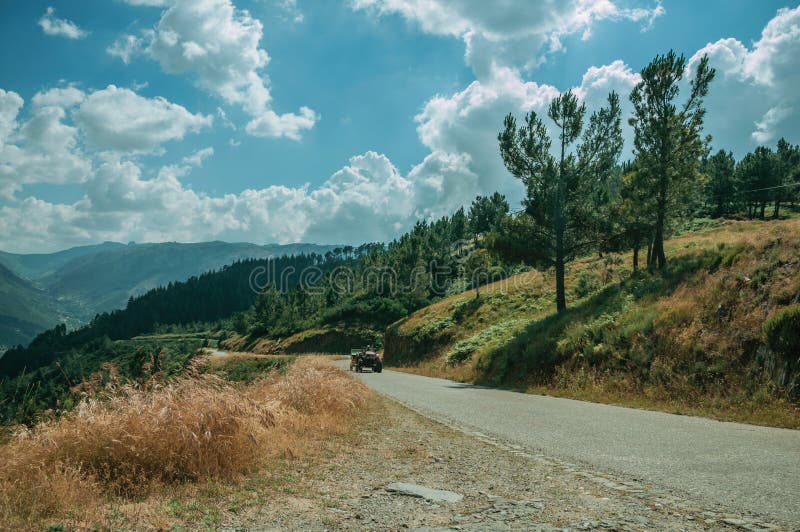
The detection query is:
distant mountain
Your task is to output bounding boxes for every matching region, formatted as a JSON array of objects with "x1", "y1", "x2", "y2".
[
  {"x1": 0, "y1": 241, "x2": 337, "y2": 347},
  {"x1": 0, "y1": 263, "x2": 70, "y2": 349},
  {"x1": 0, "y1": 241, "x2": 126, "y2": 280}
]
